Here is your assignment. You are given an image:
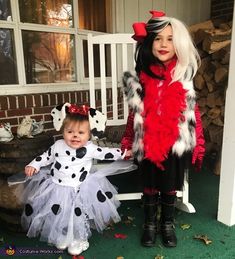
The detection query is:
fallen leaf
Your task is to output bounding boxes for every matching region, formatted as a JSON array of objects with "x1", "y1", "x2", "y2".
[
  {"x1": 155, "y1": 255, "x2": 164, "y2": 259},
  {"x1": 181, "y1": 224, "x2": 191, "y2": 230},
  {"x1": 123, "y1": 219, "x2": 132, "y2": 225},
  {"x1": 105, "y1": 225, "x2": 115, "y2": 230},
  {"x1": 114, "y1": 233, "x2": 127, "y2": 239},
  {"x1": 194, "y1": 235, "x2": 212, "y2": 245},
  {"x1": 121, "y1": 215, "x2": 135, "y2": 225},
  {"x1": 116, "y1": 256, "x2": 124, "y2": 259}
]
